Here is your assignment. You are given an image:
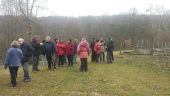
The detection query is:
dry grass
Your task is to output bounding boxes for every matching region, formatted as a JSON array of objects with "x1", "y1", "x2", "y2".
[{"x1": 0, "y1": 53, "x2": 170, "y2": 96}]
